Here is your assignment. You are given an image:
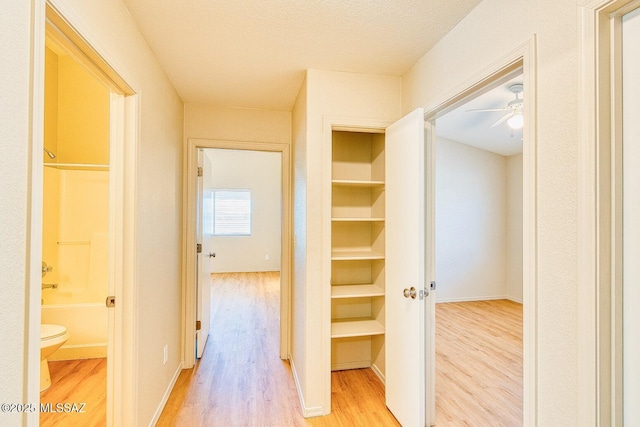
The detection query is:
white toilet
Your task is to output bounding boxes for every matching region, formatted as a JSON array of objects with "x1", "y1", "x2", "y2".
[{"x1": 40, "y1": 324, "x2": 69, "y2": 392}]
